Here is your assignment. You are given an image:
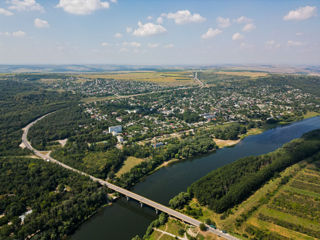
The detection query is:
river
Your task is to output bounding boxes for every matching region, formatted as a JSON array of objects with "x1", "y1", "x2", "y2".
[{"x1": 71, "y1": 116, "x2": 320, "y2": 240}]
